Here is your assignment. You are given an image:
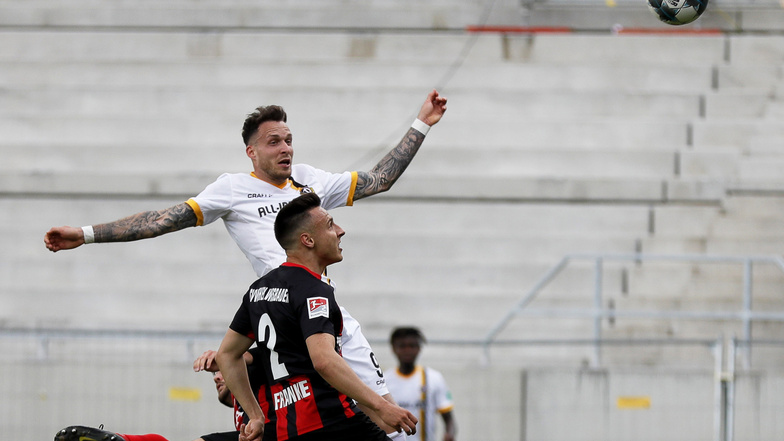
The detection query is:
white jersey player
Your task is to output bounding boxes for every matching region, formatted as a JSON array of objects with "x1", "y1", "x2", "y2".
[
  {"x1": 386, "y1": 327, "x2": 457, "y2": 441},
  {"x1": 186, "y1": 165, "x2": 387, "y2": 396}
]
